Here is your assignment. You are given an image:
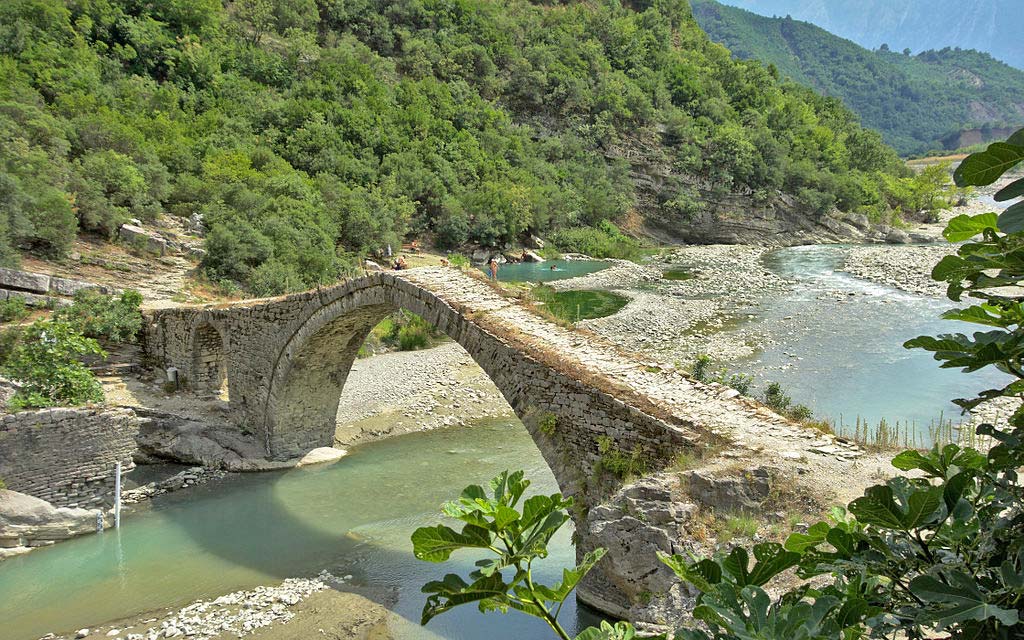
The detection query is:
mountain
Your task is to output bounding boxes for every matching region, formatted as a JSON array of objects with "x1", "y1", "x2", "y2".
[
  {"x1": 0, "y1": 0, "x2": 939, "y2": 295},
  {"x1": 714, "y1": 0, "x2": 1024, "y2": 70},
  {"x1": 692, "y1": 0, "x2": 1024, "y2": 155}
]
